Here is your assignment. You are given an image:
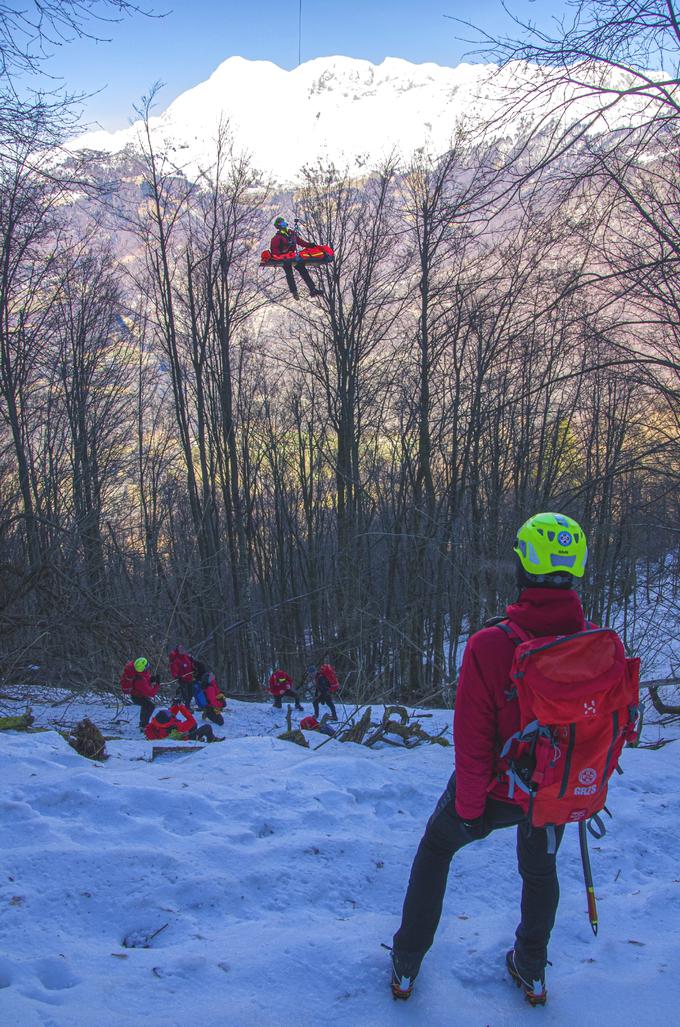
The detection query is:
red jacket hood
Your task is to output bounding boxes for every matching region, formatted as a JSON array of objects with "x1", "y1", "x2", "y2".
[{"x1": 505, "y1": 588, "x2": 586, "y2": 637}]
